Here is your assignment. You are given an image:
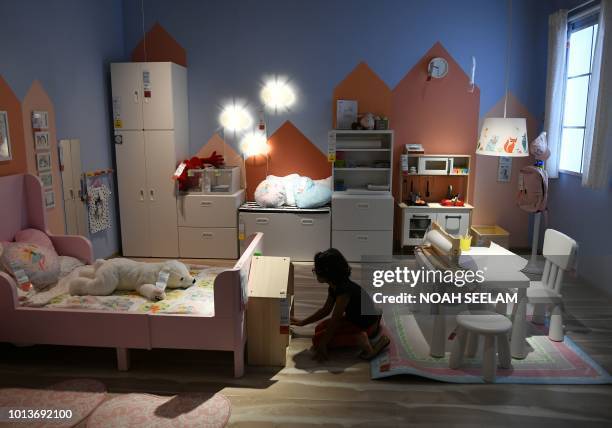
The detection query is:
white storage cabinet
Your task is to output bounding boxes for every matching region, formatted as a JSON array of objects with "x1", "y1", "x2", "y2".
[
  {"x1": 329, "y1": 130, "x2": 394, "y2": 262},
  {"x1": 177, "y1": 190, "x2": 245, "y2": 259},
  {"x1": 111, "y1": 62, "x2": 189, "y2": 258},
  {"x1": 239, "y1": 204, "x2": 331, "y2": 262}
]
